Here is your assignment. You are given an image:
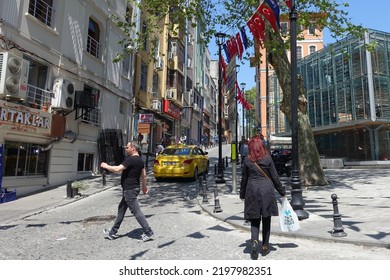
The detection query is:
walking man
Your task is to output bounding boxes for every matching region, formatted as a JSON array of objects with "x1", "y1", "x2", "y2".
[{"x1": 100, "y1": 141, "x2": 154, "y2": 242}]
